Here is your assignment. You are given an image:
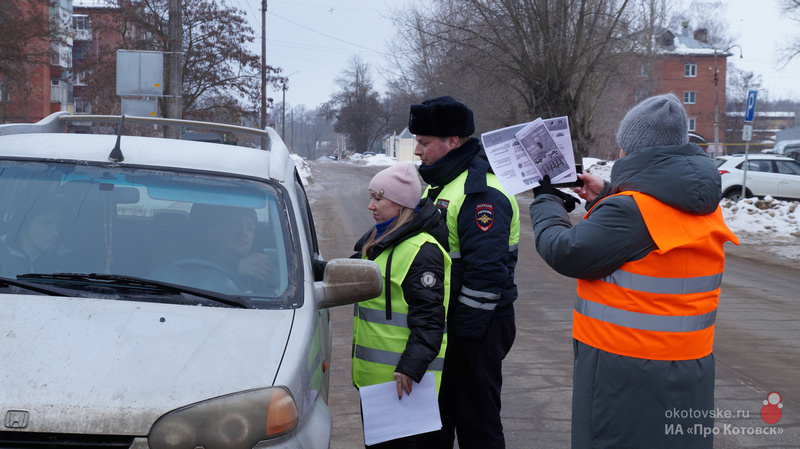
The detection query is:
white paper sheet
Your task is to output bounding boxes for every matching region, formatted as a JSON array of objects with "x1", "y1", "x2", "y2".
[
  {"x1": 360, "y1": 372, "x2": 442, "y2": 445},
  {"x1": 481, "y1": 116, "x2": 577, "y2": 195}
]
